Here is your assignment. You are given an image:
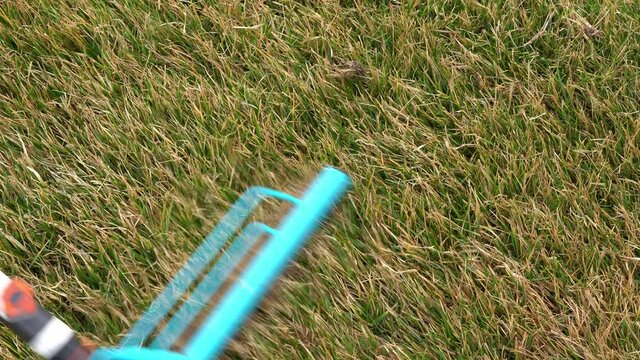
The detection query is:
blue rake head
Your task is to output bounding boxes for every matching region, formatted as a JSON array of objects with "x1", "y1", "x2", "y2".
[{"x1": 91, "y1": 167, "x2": 350, "y2": 360}]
